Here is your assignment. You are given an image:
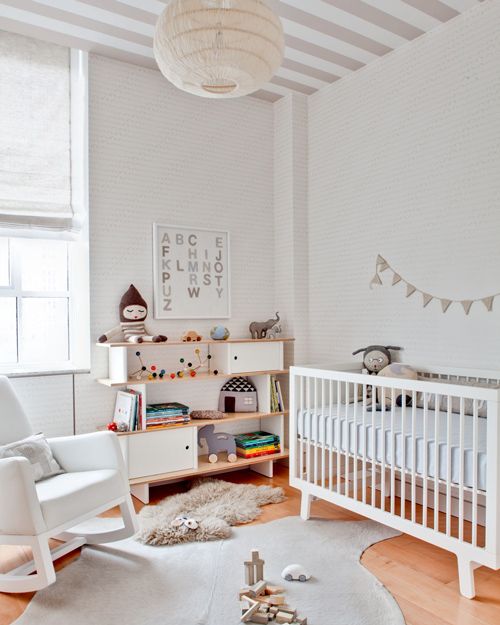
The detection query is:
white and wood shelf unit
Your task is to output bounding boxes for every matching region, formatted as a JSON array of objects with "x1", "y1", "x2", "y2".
[{"x1": 96, "y1": 338, "x2": 293, "y2": 503}]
